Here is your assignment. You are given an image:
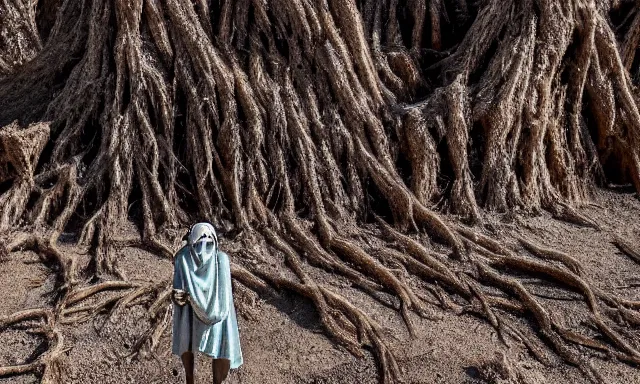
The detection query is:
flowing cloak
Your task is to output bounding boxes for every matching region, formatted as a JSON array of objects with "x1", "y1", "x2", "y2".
[{"x1": 172, "y1": 245, "x2": 243, "y2": 368}]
